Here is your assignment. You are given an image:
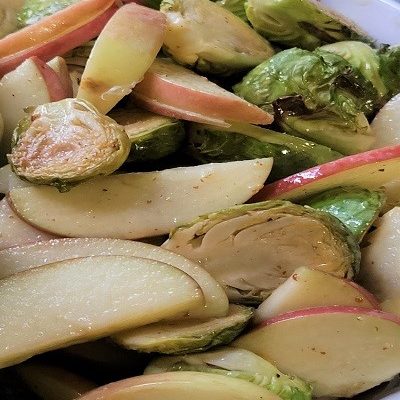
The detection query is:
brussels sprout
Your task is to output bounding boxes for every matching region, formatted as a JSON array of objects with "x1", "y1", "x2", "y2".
[
  {"x1": 113, "y1": 305, "x2": 252, "y2": 354},
  {"x1": 163, "y1": 201, "x2": 360, "y2": 304},
  {"x1": 320, "y1": 41, "x2": 387, "y2": 99},
  {"x1": 8, "y1": 99, "x2": 130, "y2": 192},
  {"x1": 378, "y1": 45, "x2": 400, "y2": 100},
  {"x1": 17, "y1": 0, "x2": 79, "y2": 28},
  {"x1": 110, "y1": 108, "x2": 185, "y2": 163},
  {"x1": 245, "y1": 0, "x2": 369, "y2": 50},
  {"x1": 301, "y1": 187, "x2": 386, "y2": 242},
  {"x1": 187, "y1": 122, "x2": 342, "y2": 181},
  {"x1": 233, "y1": 48, "x2": 377, "y2": 154},
  {"x1": 160, "y1": 0, "x2": 274, "y2": 75},
  {"x1": 215, "y1": 0, "x2": 247, "y2": 22},
  {"x1": 145, "y1": 347, "x2": 312, "y2": 400}
]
